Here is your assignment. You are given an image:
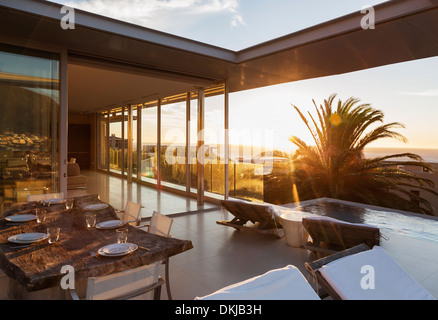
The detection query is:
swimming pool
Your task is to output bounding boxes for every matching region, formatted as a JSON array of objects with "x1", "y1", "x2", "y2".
[{"x1": 294, "y1": 199, "x2": 438, "y2": 243}]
